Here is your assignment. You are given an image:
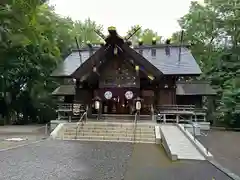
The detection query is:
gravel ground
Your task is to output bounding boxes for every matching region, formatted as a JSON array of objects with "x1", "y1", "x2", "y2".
[
  {"x1": 0, "y1": 140, "x2": 233, "y2": 180},
  {"x1": 0, "y1": 140, "x2": 133, "y2": 180},
  {"x1": 198, "y1": 129, "x2": 240, "y2": 177}
]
